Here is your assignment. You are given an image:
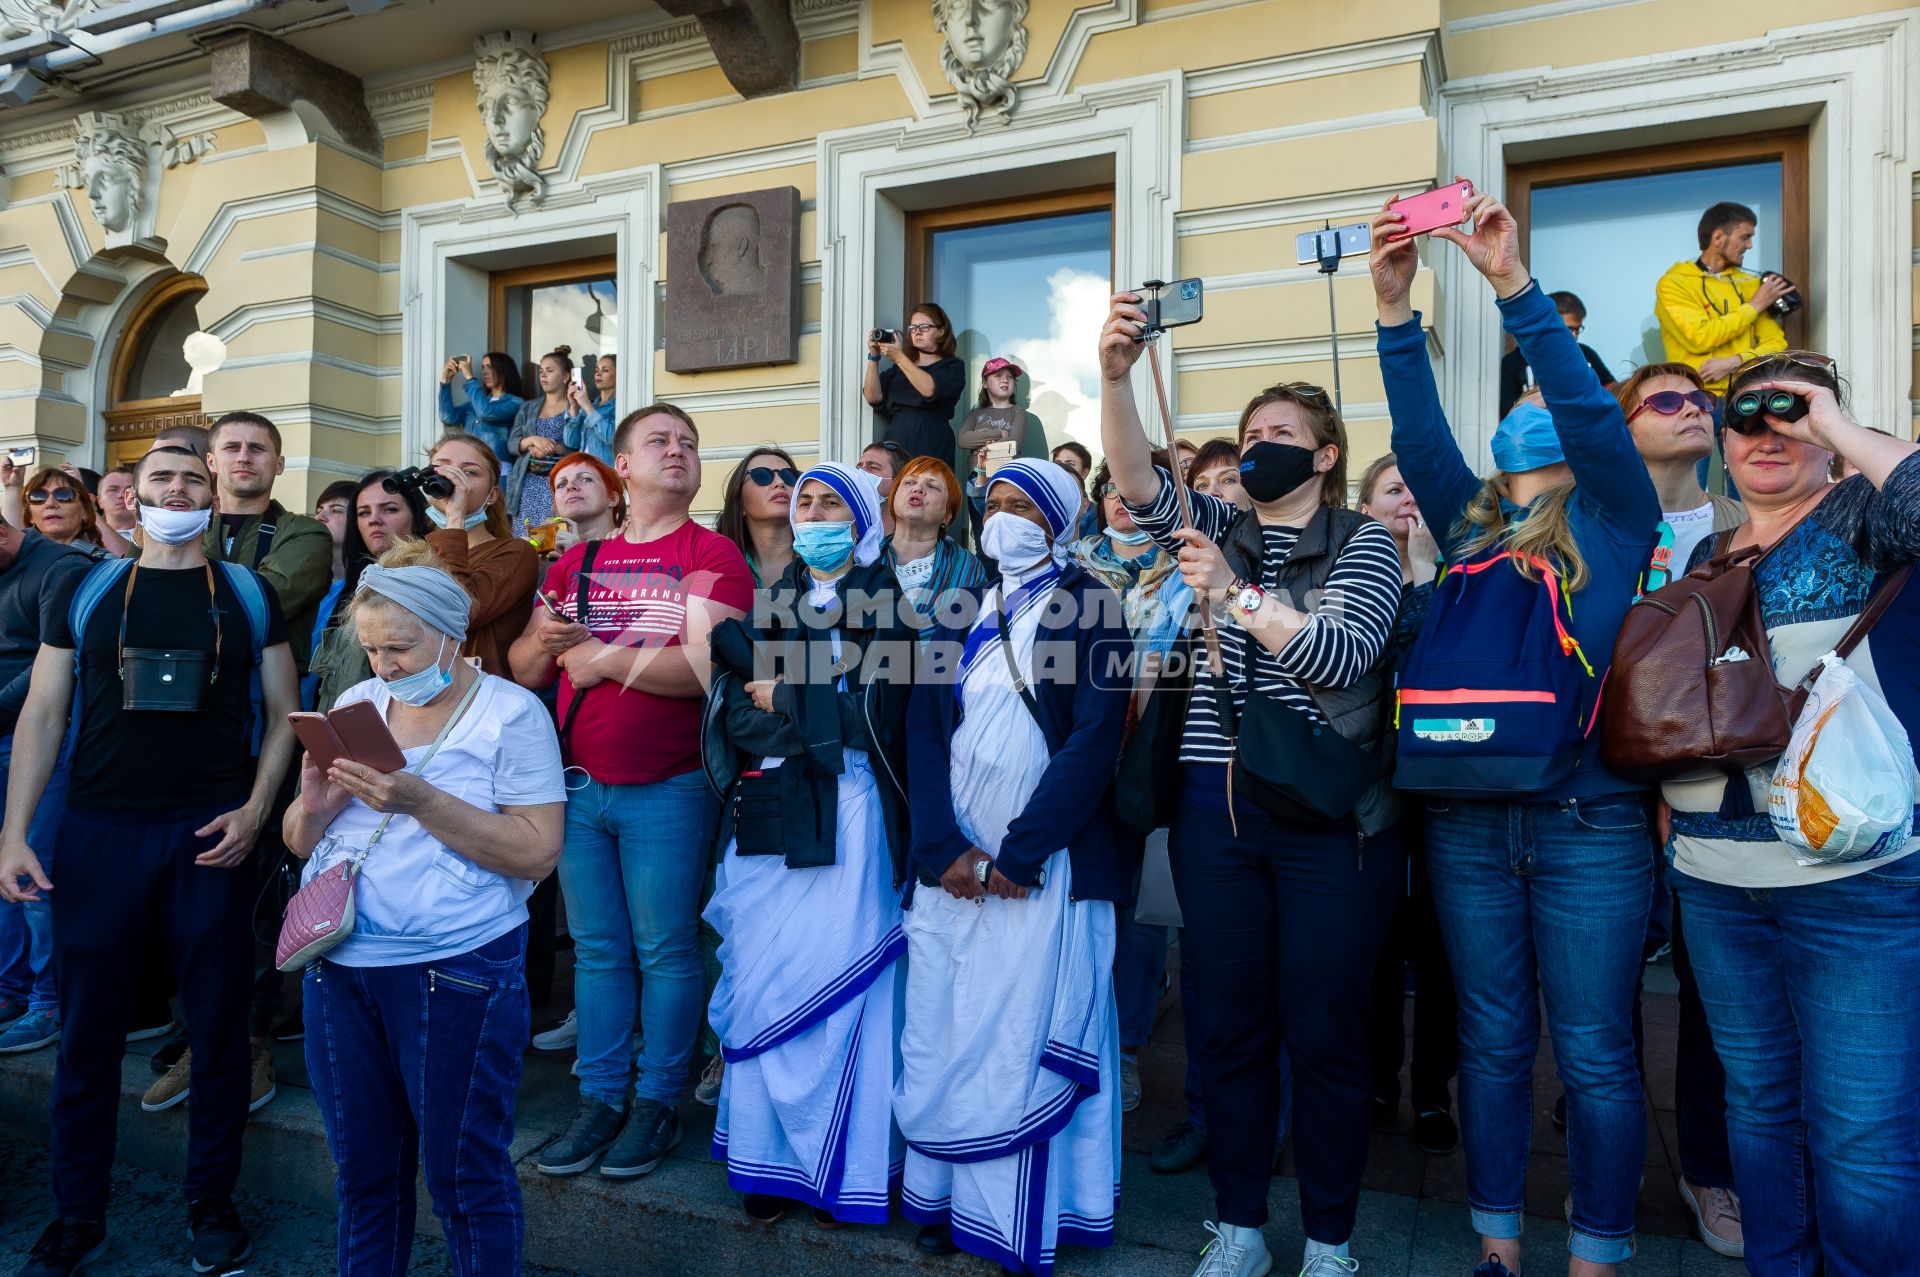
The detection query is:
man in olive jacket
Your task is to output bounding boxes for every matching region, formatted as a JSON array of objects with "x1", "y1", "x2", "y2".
[{"x1": 200, "y1": 412, "x2": 333, "y2": 675}]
